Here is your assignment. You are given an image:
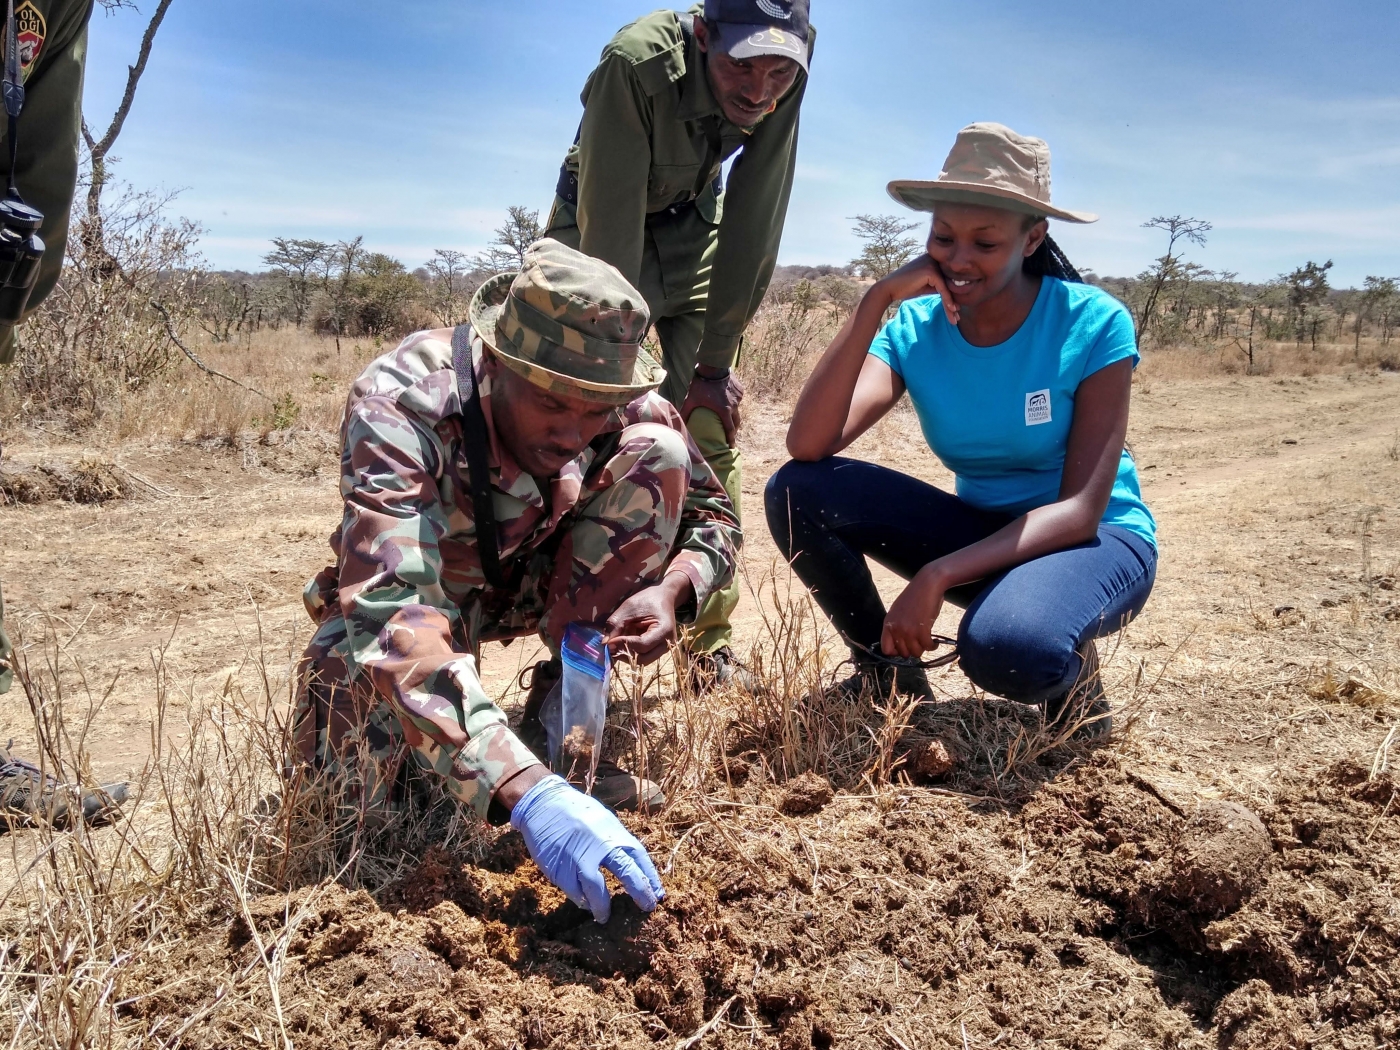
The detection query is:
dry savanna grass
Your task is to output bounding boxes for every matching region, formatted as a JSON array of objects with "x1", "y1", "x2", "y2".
[{"x1": 1, "y1": 327, "x2": 1398, "y2": 1048}]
